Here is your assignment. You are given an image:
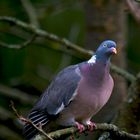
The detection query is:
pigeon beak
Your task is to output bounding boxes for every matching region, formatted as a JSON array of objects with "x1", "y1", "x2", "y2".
[{"x1": 112, "y1": 48, "x2": 117, "y2": 54}]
